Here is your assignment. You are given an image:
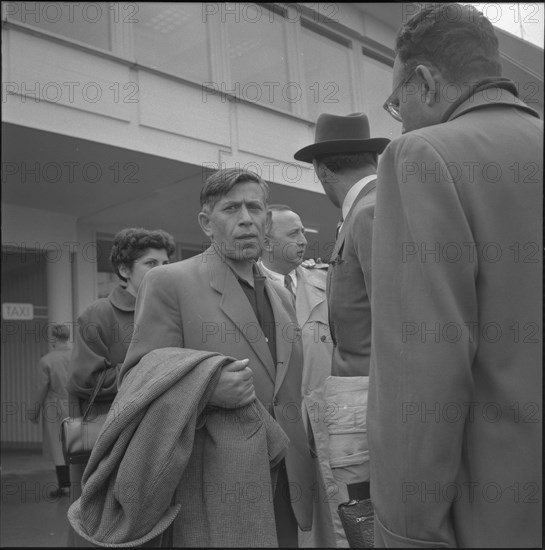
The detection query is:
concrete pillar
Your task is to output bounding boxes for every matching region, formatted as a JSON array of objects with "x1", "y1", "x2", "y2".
[
  {"x1": 73, "y1": 223, "x2": 98, "y2": 318},
  {"x1": 46, "y1": 246, "x2": 74, "y2": 345}
]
